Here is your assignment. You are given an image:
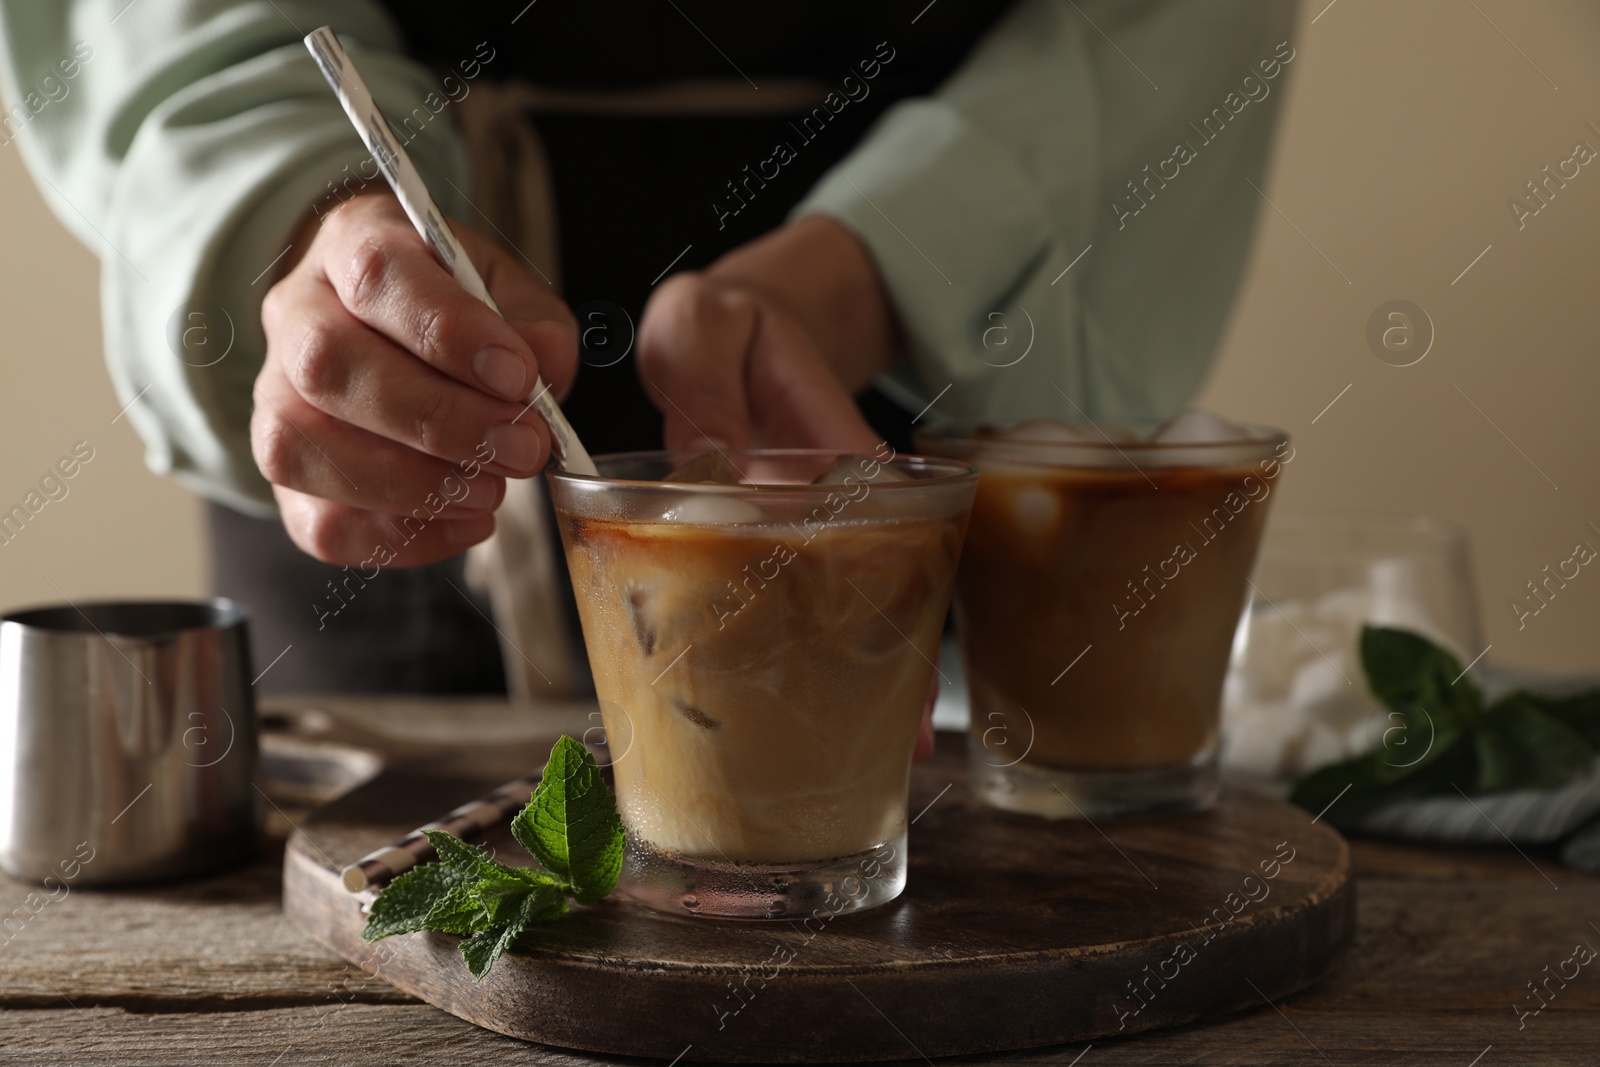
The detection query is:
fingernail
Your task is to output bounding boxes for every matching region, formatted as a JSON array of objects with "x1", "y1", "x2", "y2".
[
  {"x1": 474, "y1": 346, "x2": 528, "y2": 400},
  {"x1": 486, "y1": 421, "x2": 545, "y2": 474}
]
